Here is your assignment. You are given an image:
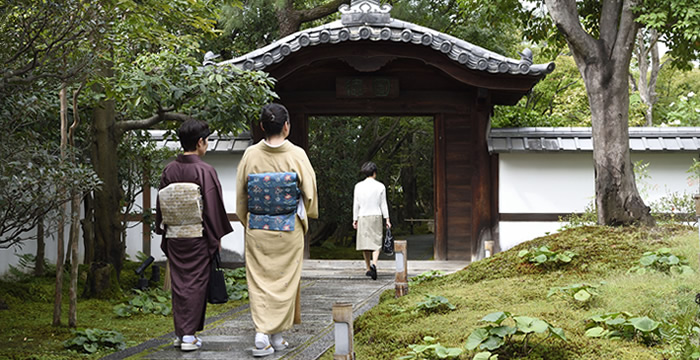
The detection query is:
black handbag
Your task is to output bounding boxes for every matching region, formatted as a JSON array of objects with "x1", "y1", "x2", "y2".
[
  {"x1": 207, "y1": 251, "x2": 228, "y2": 304},
  {"x1": 383, "y1": 227, "x2": 395, "y2": 256}
]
